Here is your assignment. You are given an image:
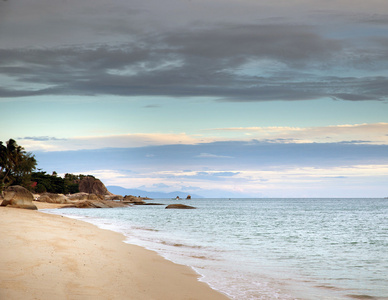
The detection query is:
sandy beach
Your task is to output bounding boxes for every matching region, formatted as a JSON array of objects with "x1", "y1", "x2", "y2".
[{"x1": 0, "y1": 206, "x2": 229, "y2": 300}]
